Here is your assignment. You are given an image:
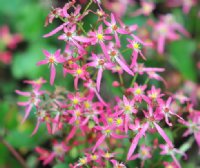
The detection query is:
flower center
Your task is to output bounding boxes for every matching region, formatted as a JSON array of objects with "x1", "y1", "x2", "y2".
[
  {"x1": 49, "y1": 56, "x2": 55, "y2": 63},
  {"x1": 66, "y1": 32, "x2": 72, "y2": 37},
  {"x1": 112, "y1": 24, "x2": 118, "y2": 31},
  {"x1": 135, "y1": 88, "x2": 142, "y2": 95},
  {"x1": 133, "y1": 42, "x2": 140, "y2": 49},
  {"x1": 53, "y1": 144, "x2": 65, "y2": 156},
  {"x1": 97, "y1": 33, "x2": 104, "y2": 41},
  {"x1": 124, "y1": 105, "x2": 131, "y2": 112},
  {"x1": 76, "y1": 68, "x2": 83, "y2": 75},
  {"x1": 110, "y1": 50, "x2": 117, "y2": 57},
  {"x1": 72, "y1": 98, "x2": 79, "y2": 105},
  {"x1": 104, "y1": 129, "x2": 112, "y2": 135},
  {"x1": 116, "y1": 118, "x2": 123, "y2": 125},
  {"x1": 79, "y1": 157, "x2": 87, "y2": 165},
  {"x1": 91, "y1": 154, "x2": 98, "y2": 160}
]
